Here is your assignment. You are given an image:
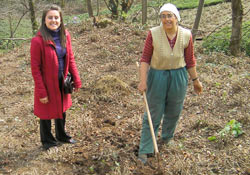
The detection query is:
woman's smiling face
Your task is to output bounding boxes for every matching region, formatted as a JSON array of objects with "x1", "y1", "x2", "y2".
[
  {"x1": 160, "y1": 11, "x2": 178, "y2": 30},
  {"x1": 45, "y1": 10, "x2": 61, "y2": 31}
]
